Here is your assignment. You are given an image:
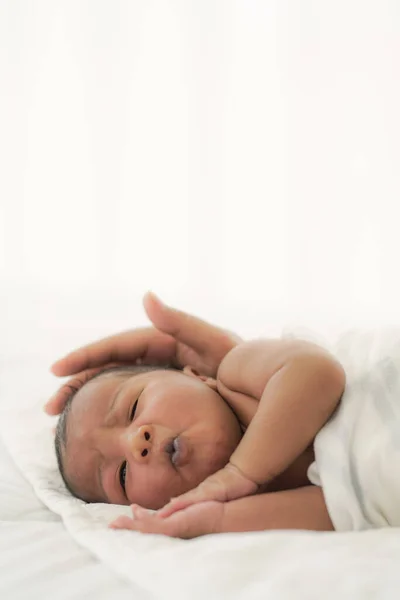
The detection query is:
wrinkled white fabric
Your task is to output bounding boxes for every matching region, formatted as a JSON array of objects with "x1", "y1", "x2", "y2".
[
  {"x1": 306, "y1": 328, "x2": 400, "y2": 531},
  {"x1": 3, "y1": 332, "x2": 400, "y2": 599}
]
